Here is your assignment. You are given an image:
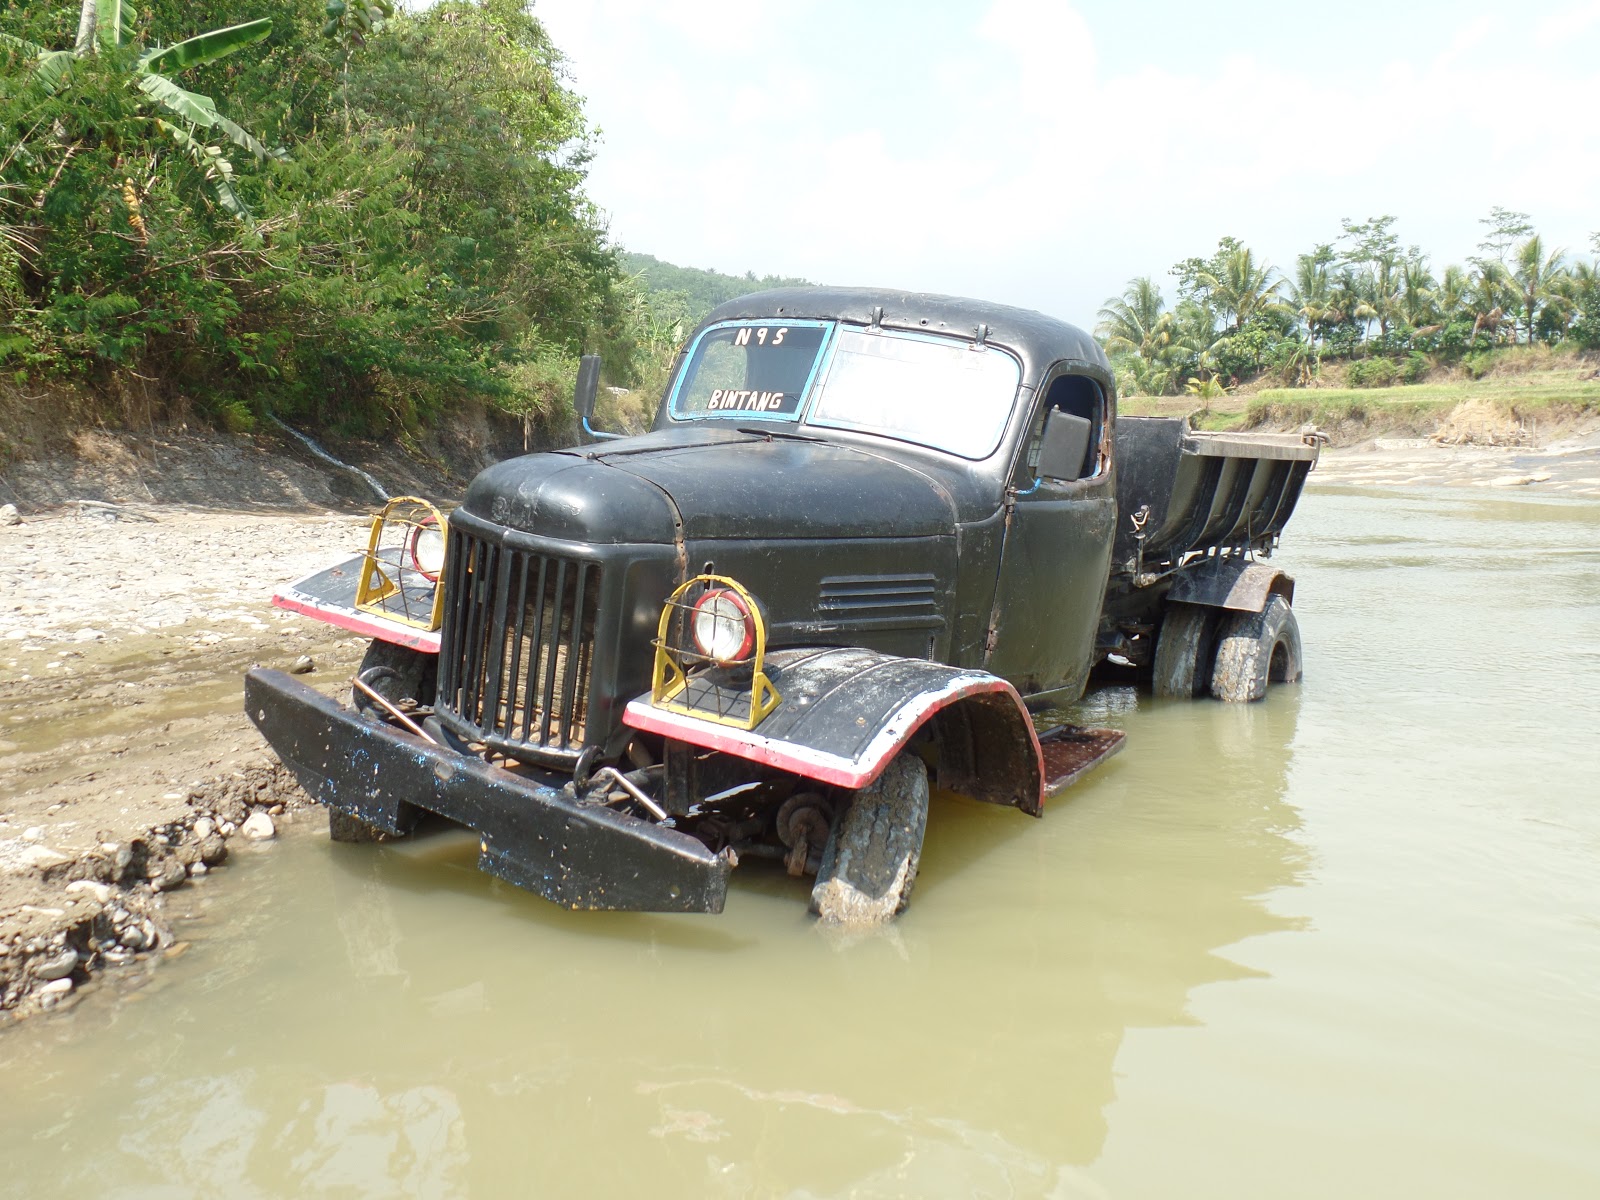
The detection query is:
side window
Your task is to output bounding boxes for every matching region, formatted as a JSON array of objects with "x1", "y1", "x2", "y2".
[{"x1": 1023, "y1": 374, "x2": 1106, "y2": 482}]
